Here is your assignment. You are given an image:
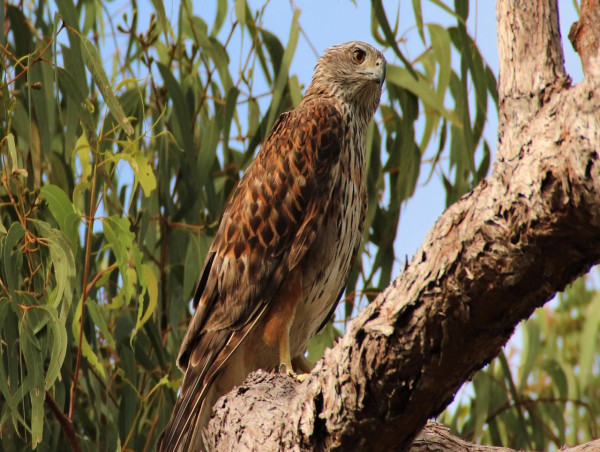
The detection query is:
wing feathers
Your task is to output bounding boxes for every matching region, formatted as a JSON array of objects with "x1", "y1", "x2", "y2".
[{"x1": 177, "y1": 251, "x2": 216, "y2": 370}]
